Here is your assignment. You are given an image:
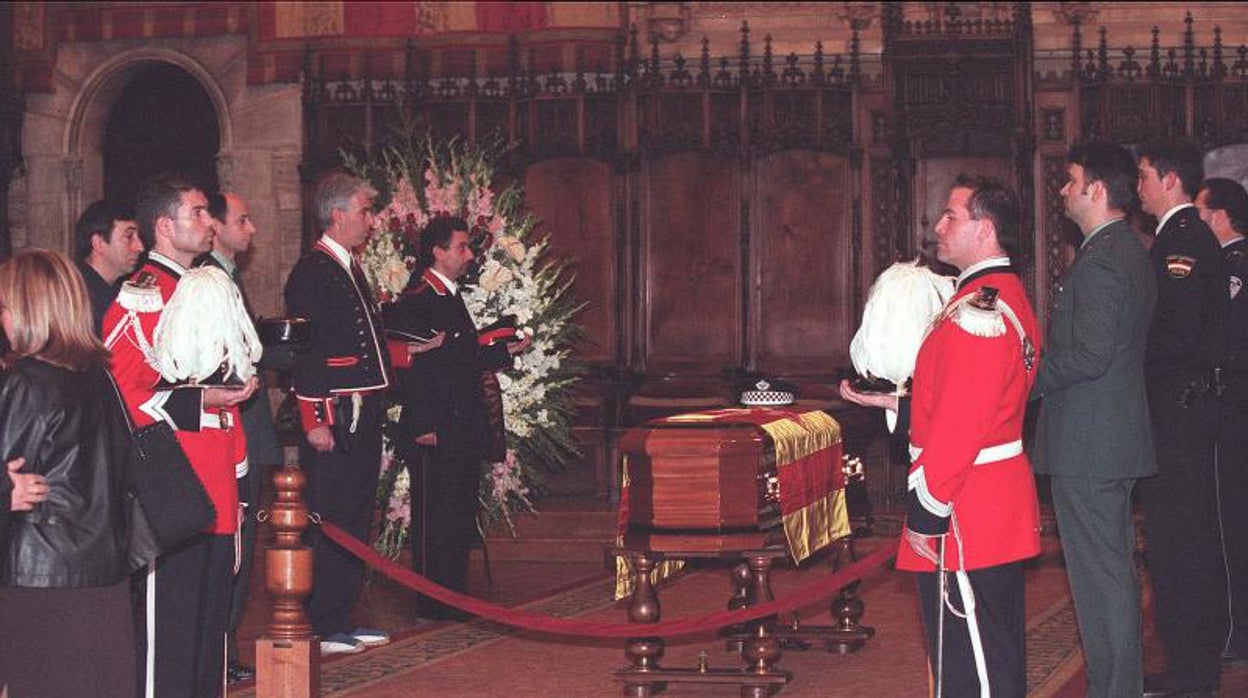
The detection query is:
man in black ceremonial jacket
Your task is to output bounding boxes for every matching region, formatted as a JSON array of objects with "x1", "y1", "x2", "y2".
[
  {"x1": 385, "y1": 215, "x2": 529, "y2": 620},
  {"x1": 284, "y1": 172, "x2": 394, "y2": 656}
]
